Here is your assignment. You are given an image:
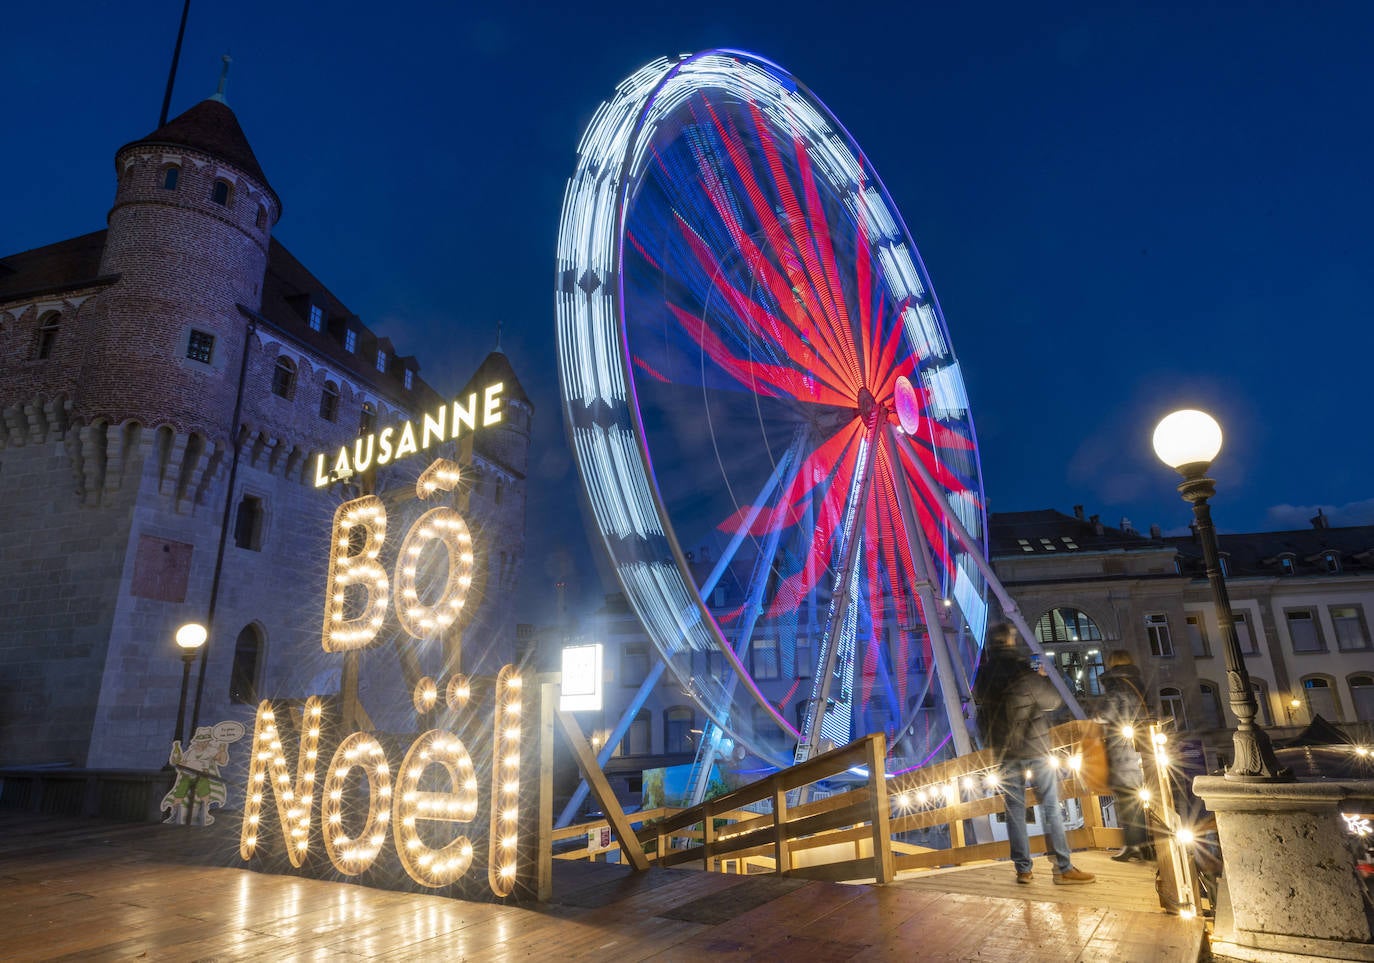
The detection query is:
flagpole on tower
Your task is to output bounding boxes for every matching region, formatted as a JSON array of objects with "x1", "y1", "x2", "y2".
[{"x1": 159, "y1": 0, "x2": 193, "y2": 126}]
